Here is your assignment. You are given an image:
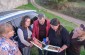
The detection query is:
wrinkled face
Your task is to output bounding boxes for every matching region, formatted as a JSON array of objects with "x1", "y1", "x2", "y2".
[
  {"x1": 51, "y1": 24, "x2": 59, "y2": 31},
  {"x1": 7, "y1": 30, "x2": 14, "y2": 38},
  {"x1": 5, "y1": 27, "x2": 14, "y2": 38},
  {"x1": 74, "y1": 28, "x2": 84, "y2": 37},
  {"x1": 38, "y1": 17, "x2": 45, "y2": 25},
  {"x1": 25, "y1": 18, "x2": 31, "y2": 27}
]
